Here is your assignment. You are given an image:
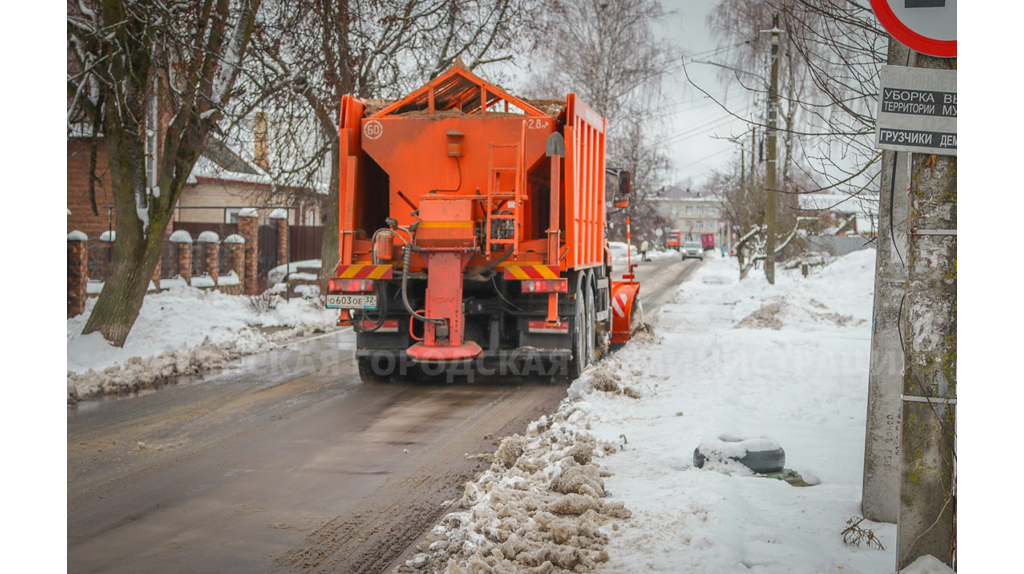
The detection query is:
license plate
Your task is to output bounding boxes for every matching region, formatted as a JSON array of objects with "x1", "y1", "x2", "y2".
[{"x1": 326, "y1": 294, "x2": 378, "y2": 309}]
